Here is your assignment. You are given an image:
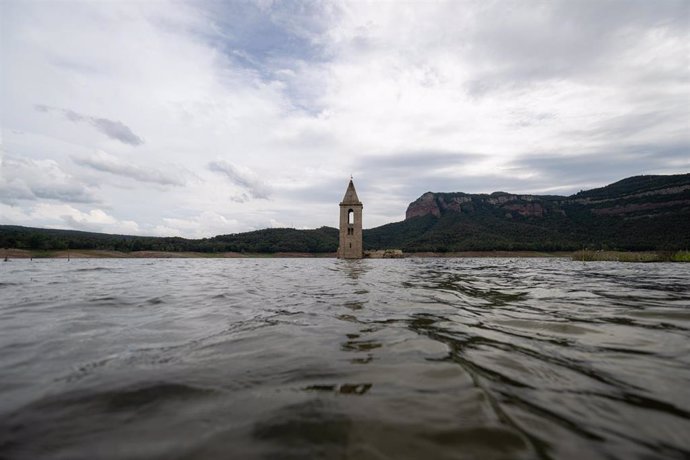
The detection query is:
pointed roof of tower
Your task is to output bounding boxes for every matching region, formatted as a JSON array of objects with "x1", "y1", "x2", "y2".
[{"x1": 340, "y1": 178, "x2": 362, "y2": 205}]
